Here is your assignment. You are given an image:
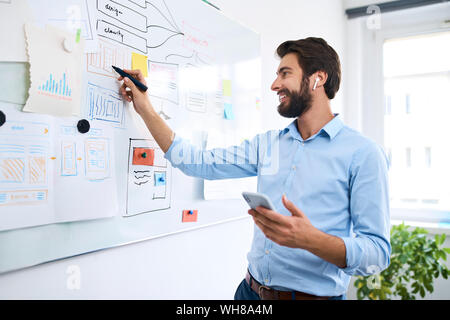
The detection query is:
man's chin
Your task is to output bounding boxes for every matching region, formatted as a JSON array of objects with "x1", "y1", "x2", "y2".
[{"x1": 277, "y1": 104, "x2": 297, "y2": 118}]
